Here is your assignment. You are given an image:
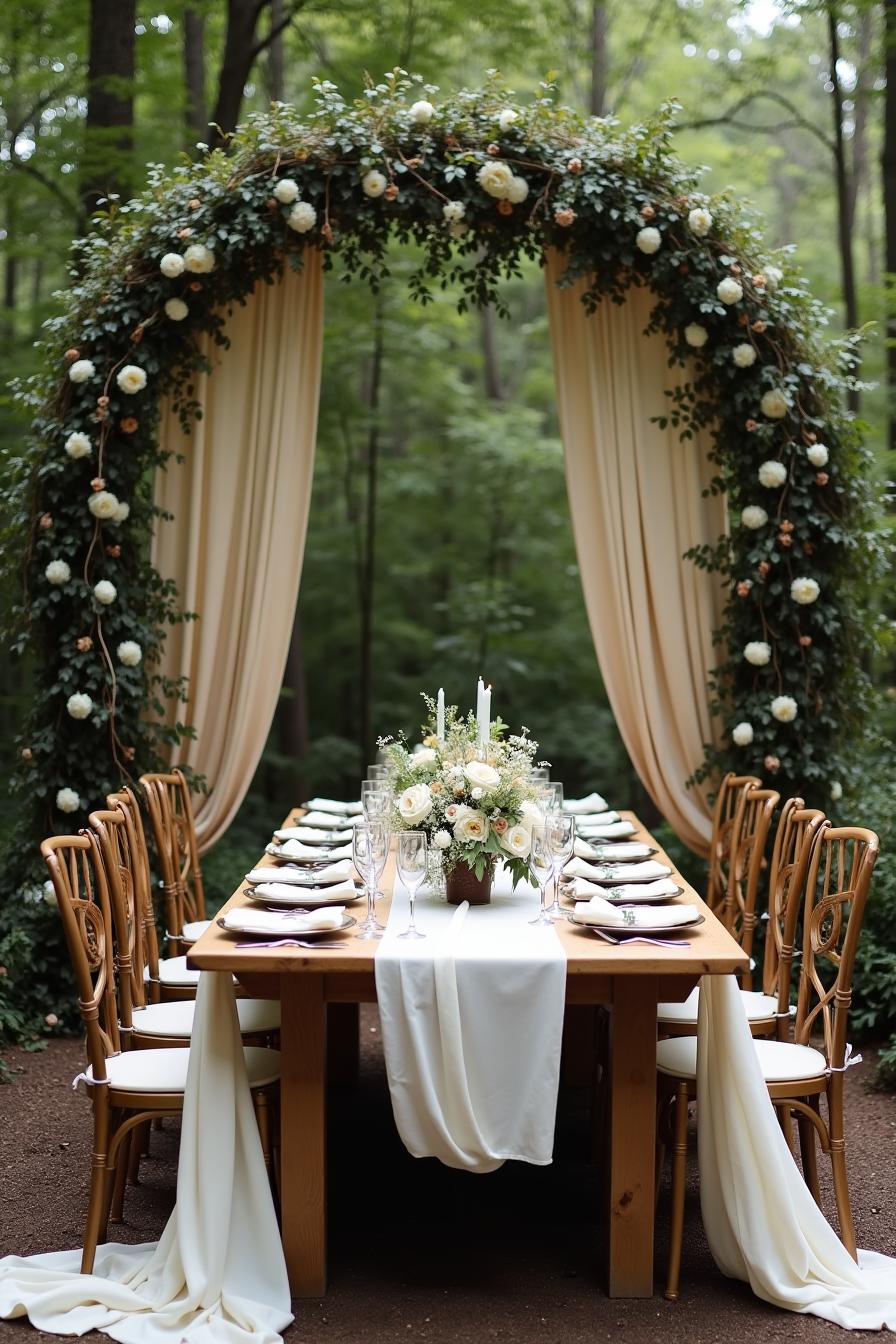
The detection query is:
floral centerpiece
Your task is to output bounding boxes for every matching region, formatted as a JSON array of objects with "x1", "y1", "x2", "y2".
[{"x1": 380, "y1": 695, "x2": 541, "y2": 905}]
